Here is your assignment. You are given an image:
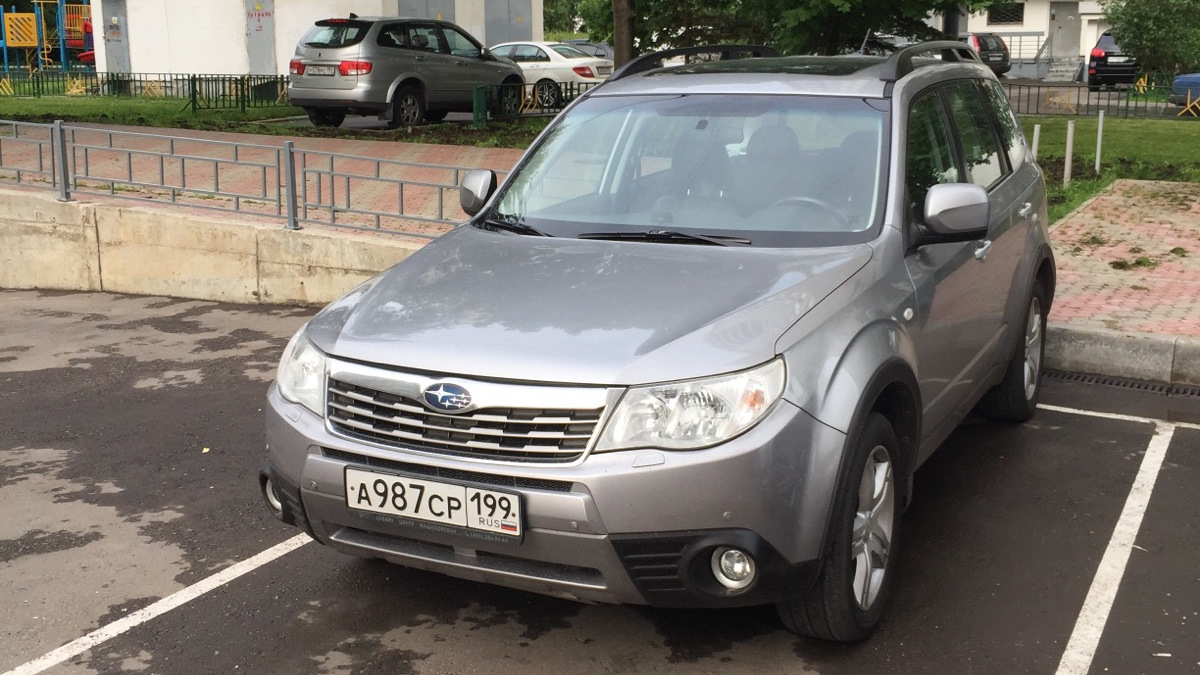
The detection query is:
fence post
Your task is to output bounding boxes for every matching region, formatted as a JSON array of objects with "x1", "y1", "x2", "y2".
[
  {"x1": 1064, "y1": 120, "x2": 1075, "y2": 187},
  {"x1": 283, "y1": 141, "x2": 300, "y2": 230},
  {"x1": 471, "y1": 85, "x2": 488, "y2": 129},
  {"x1": 1031, "y1": 124, "x2": 1041, "y2": 160},
  {"x1": 1094, "y1": 110, "x2": 1104, "y2": 175},
  {"x1": 189, "y1": 75, "x2": 198, "y2": 114},
  {"x1": 52, "y1": 119, "x2": 71, "y2": 202}
]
